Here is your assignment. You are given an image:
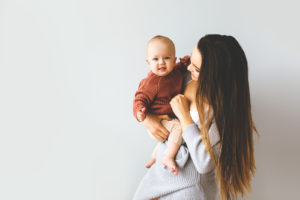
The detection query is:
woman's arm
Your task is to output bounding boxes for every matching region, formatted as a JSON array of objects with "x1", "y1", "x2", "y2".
[
  {"x1": 143, "y1": 113, "x2": 171, "y2": 141},
  {"x1": 181, "y1": 123, "x2": 219, "y2": 174},
  {"x1": 169, "y1": 94, "x2": 194, "y2": 131},
  {"x1": 170, "y1": 94, "x2": 220, "y2": 174}
]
